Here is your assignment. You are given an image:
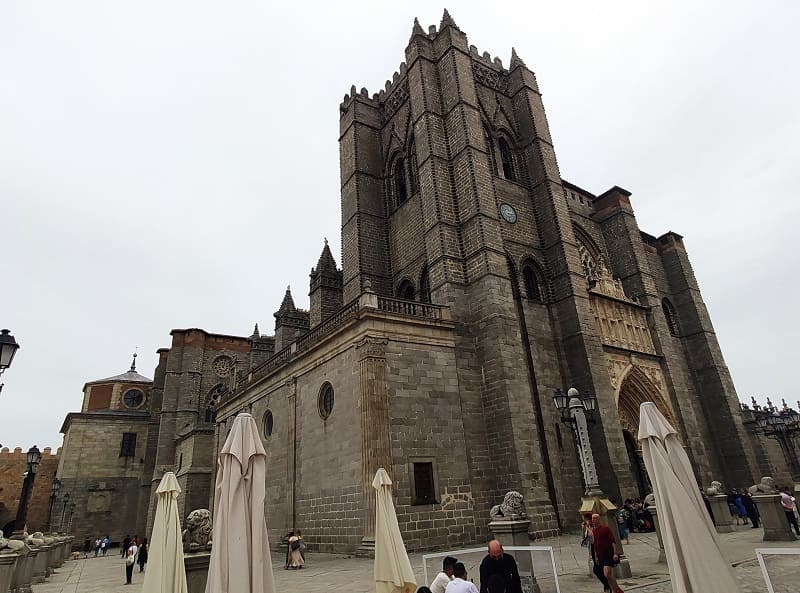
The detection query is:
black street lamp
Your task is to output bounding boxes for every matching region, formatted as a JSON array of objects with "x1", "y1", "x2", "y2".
[
  {"x1": 552, "y1": 388, "x2": 601, "y2": 495},
  {"x1": 60, "y1": 492, "x2": 71, "y2": 531},
  {"x1": 48, "y1": 477, "x2": 61, "y2": 532},
  {"x1": 0, "y1": 329, "x2": 20, "y2": 396},
  {"x1": 12, "y1": 445, "x2": 42, "y2": 536}
]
